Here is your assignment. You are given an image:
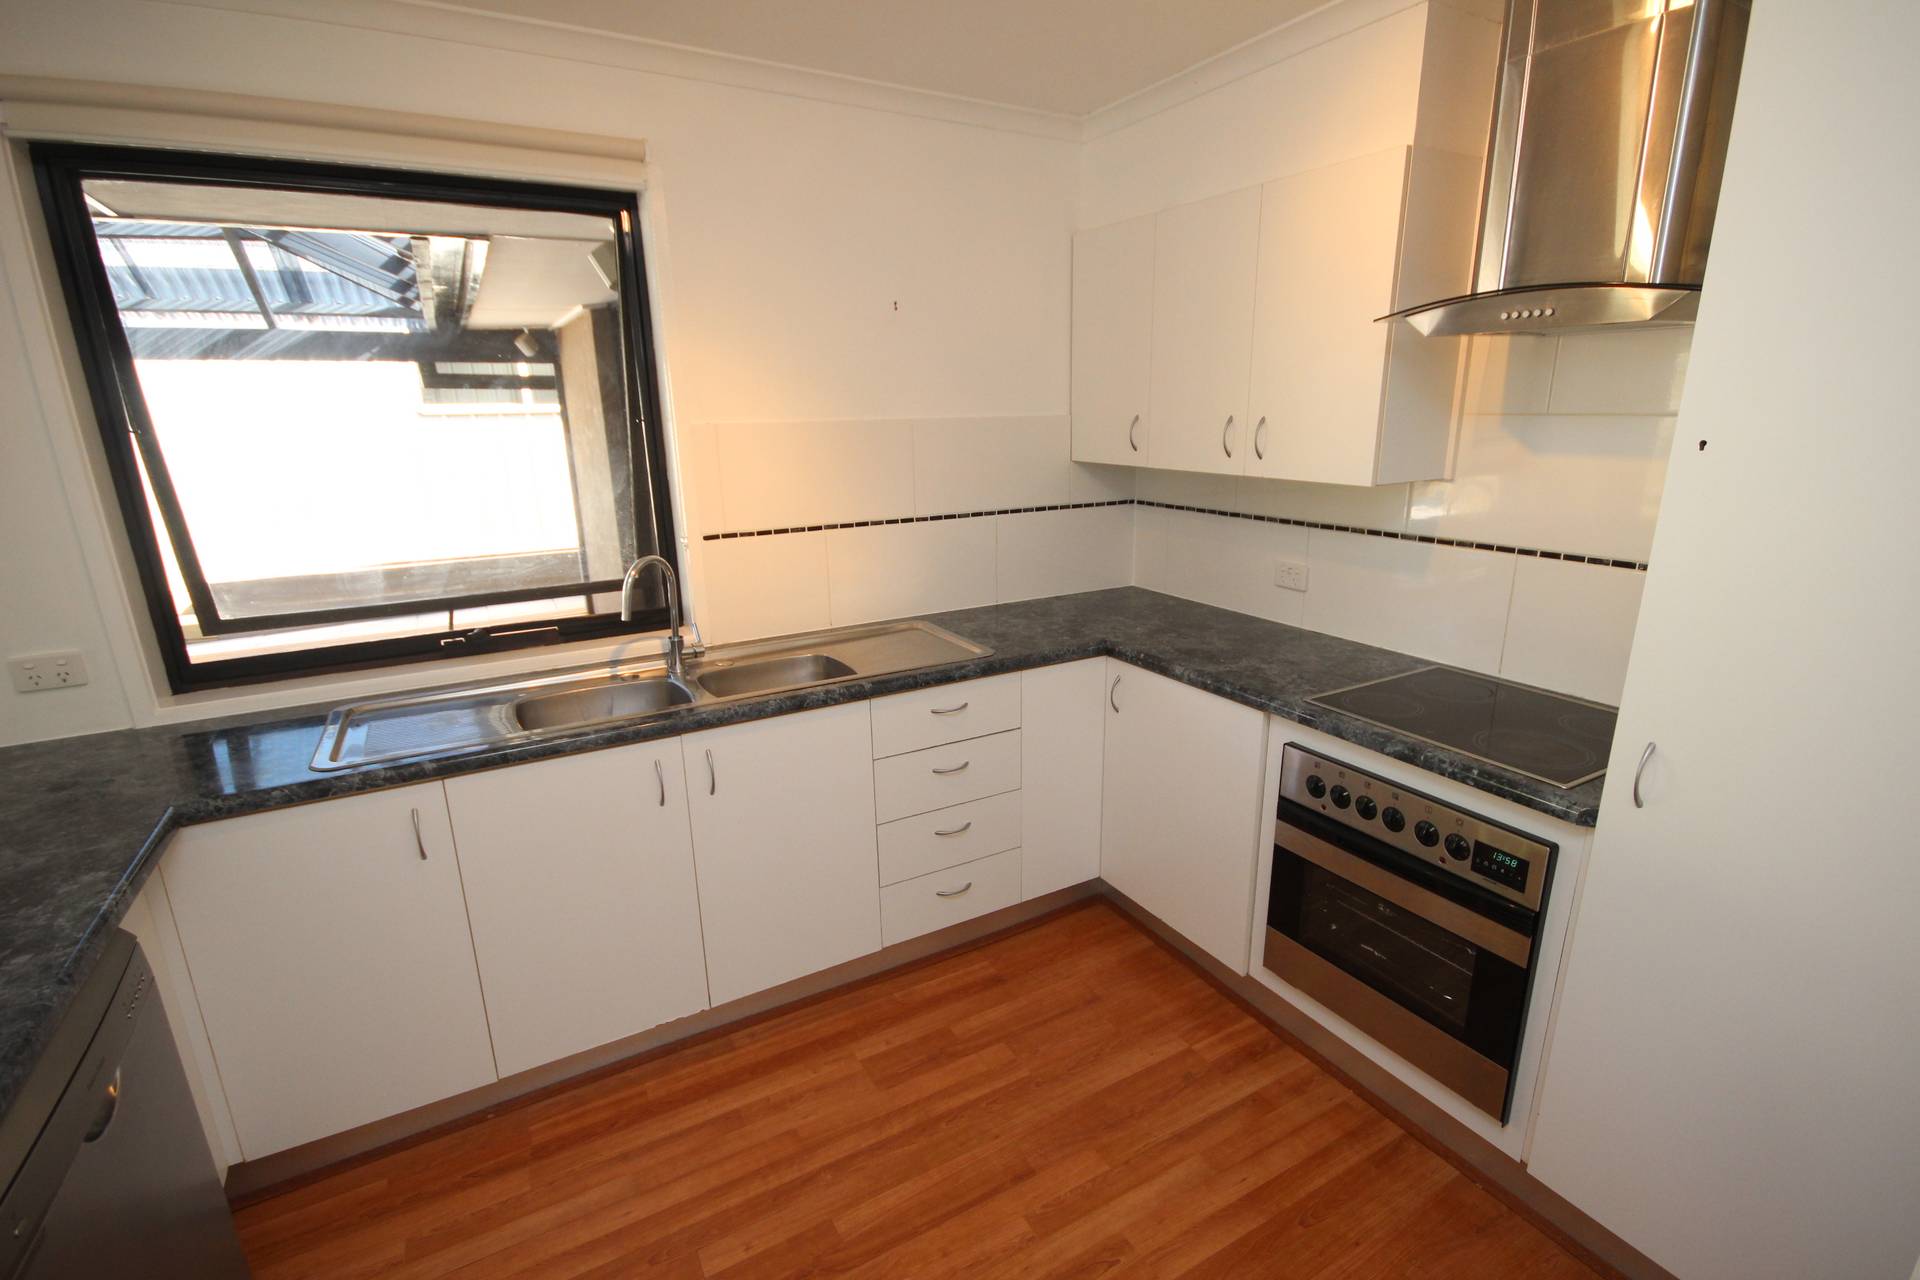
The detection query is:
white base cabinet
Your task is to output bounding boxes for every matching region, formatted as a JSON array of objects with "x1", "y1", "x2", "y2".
[
  {"x1": 444, "y1": 741, "x2": 709, "y2": 1079},
  {"x1": 683, "y1": 703, "x2": 882, "y2": 1005},
  {"x1": 1100, "y1": 660, "x2": 1268, "y2": 973},
  {"x1": 160, "y1": 783, "x2": 497, "y2": 1159},
  {"x1": 1020, "y1": 659, "x2": 1106, "y2": 899}
]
